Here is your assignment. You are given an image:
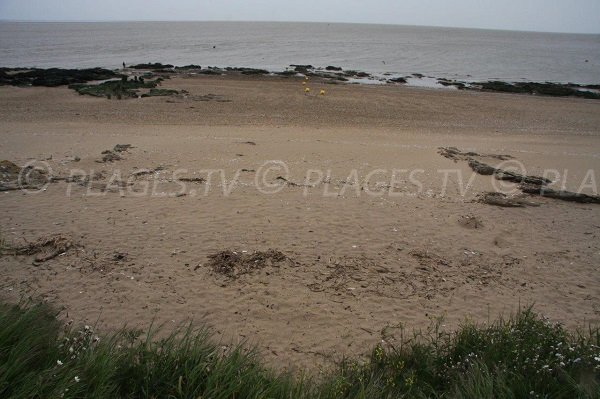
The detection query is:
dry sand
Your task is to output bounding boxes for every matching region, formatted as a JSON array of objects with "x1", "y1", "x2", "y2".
[{"x1": 1, "y1": 74, "x2": 600, "y2": 371}]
